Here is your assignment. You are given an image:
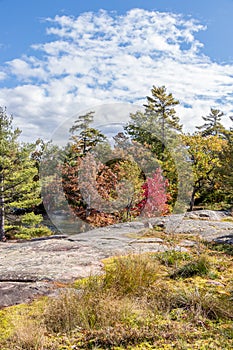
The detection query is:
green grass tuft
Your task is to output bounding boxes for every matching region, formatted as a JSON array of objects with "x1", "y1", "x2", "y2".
[{"x1": 170, "y1": 255, "x2": 211, "y2": 279}]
